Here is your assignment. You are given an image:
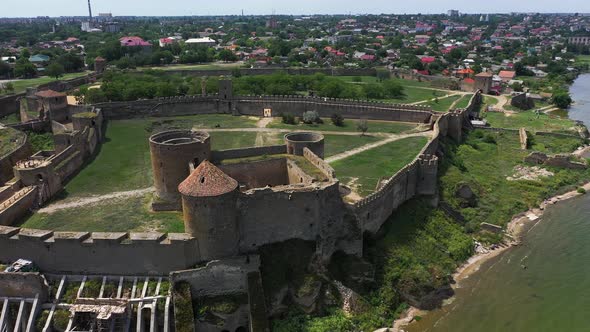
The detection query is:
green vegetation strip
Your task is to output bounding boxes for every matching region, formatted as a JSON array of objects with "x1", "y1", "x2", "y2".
[
  {"x1": 0, "y1": 127, "x2": 25, "y2": 156},
  {"x1": 21, "y1": 194, "x2": 184, "y2": 233},
  {"x1": 440, "y1": 129, "x2": 588, "y2": 230},
  {"x1": 331, "y1": 136, "x2": 428, "y2": 197},
  {"x1": 483, "y1": 110, "x2": 578, "y2": 133}
]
